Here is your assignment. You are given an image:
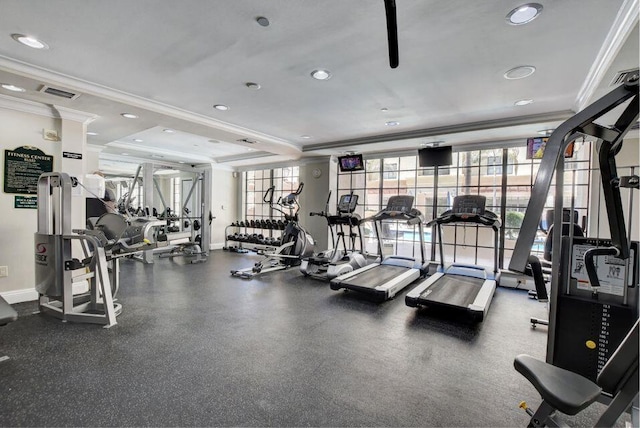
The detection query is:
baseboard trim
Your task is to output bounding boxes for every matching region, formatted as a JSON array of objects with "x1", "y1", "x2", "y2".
[
  {"x1": 1, "y1": 281, "x2": 89, "y2": 304},
  {"x1": 1, "y1": 288, "x2": 38, "y2": 304},
  {"x1": 210, "y1": 243, "x2": 224, "y2": 250}
]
